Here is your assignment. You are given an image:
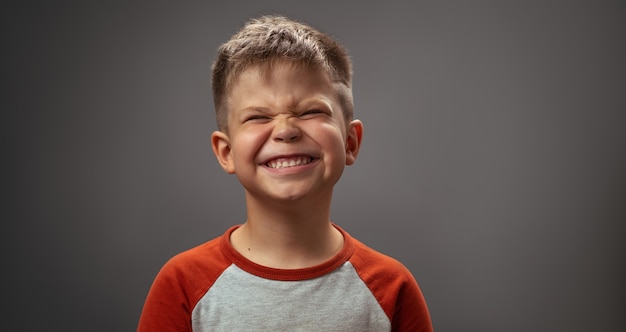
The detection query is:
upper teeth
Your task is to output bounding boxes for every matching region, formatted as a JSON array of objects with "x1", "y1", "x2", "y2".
[{"x1": 267, "y1": 157, "x2": 312, "y2": 169}]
